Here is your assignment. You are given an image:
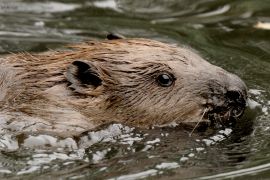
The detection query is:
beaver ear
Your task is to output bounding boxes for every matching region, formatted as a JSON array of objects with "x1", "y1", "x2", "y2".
[
  {"x1": 106, "y1": 33, "x2": 125, "y2": 40},
  {"x1": 65, "y1": 61, "x2": 103, "y2": 94}
]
